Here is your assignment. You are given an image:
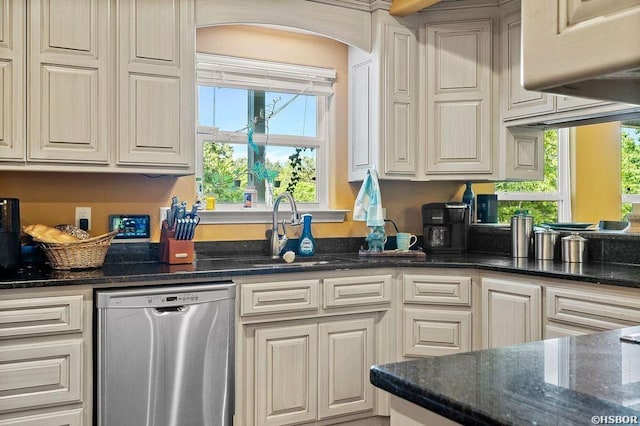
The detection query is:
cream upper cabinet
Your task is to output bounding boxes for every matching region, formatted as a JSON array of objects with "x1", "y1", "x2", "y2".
[
  {"x1": 0, "y1": 0, "x2": 24, "y2": 162},
  {"x1": 481, "y1": 276, "x2": 542, "y2": 349},
  {"x1": 501, "y1": 126, "x2": 544, "y2": 181},
  {"x1": 499, "y1": 10, "x2": 554, "y2": 120},
  {"x1": 520, "y1": 0, "x2": 640, "y2": 105},
  {"x1": 348, "y1": 11, "x2": 418, "y2": 181},
  {"x1": 117, "y1": 0, "x2": 194, "y2": 169},
  {"x1": 28, "y1": 0, "x2": 110, "y2": 164},
  {"x1": 423, "y1": 19, "x2": 494, "y2": 178},
  {"x1": 0, "y1": 0, "x2": 195, "y2": 174}
]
